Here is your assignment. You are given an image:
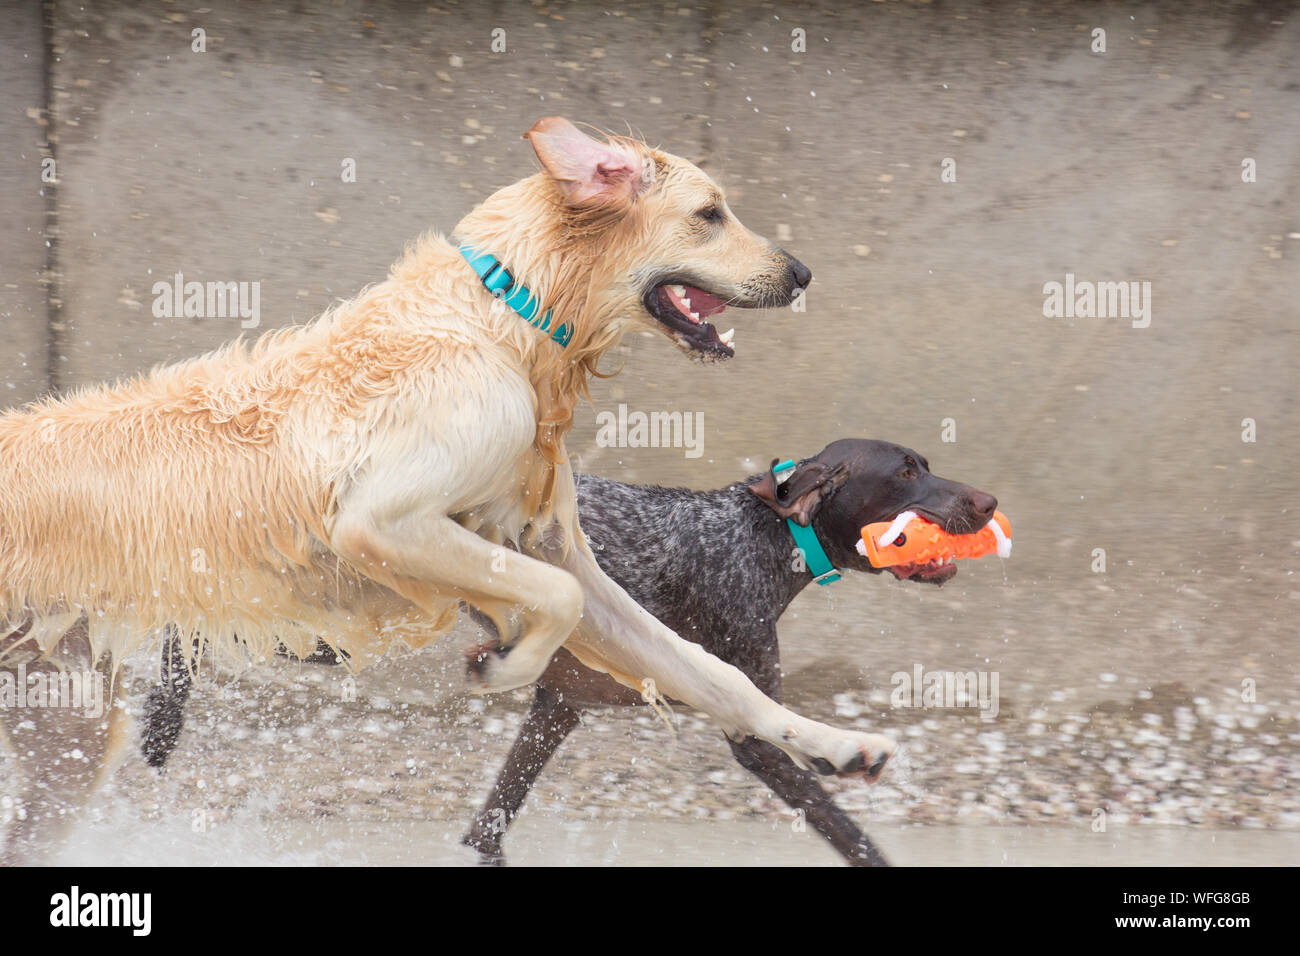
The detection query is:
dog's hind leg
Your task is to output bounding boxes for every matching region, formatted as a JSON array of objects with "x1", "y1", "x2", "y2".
[
  {"x1": 330, "y1": 510, "x2": 583, "y2": 693},
  {"x1": 0, "y1": 616, "x2": 128, "y2": 866},
  {"x1": 461, "y1": 682, "x2": 581, "y2": 864},
  {"x1": 140, "y1": 625, "x2": 194, "y2": 769}
]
